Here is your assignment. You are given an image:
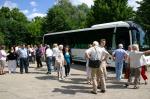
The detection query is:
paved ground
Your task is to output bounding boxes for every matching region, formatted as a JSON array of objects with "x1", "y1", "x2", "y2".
[{"x1": 0, "y1": 63, "x2": 150, "y2": 99}]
